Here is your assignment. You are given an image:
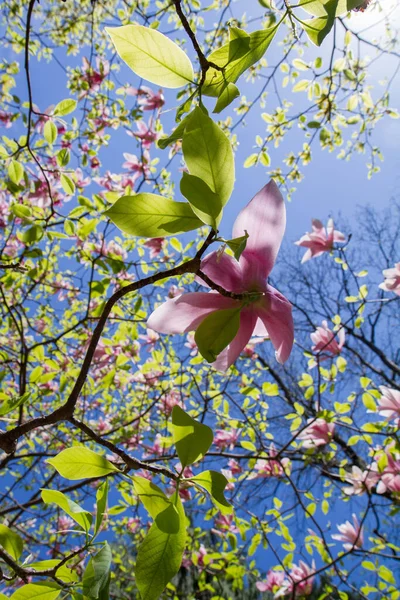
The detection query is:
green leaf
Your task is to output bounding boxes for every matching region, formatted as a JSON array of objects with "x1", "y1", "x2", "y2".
[
  {"x1": 19, "y1": 225, "x2": 44, "y2": 244},
  {"x1": 0, "y1": 524, "x2": 23, "y2": 560},
  {"x1": 213, "y1": 82, "x2": 240, "y2": 114},
  {"x1": 10, "y1": 583, "x2": 61, "y2": 600},
  {"x1": 155, "y1": 502, "x2": 180, "y2": 534},
  {"x1": 182, "y1": 107, "x2": 235, "y2": 218},
  {"x1": 203, "y1": 26, "x2": 277, "y2": 98},
  {"x1": 180, "y1": 172, "x2": 221, "y2": 229},
  {"x1": 41, "y1": 489, "x2": 93, "y2": 532},
  {"x1": 60, "y1": 174, "x2": 75, "y2": 195},
  {"x1": 190, "y1": 470, "x2": 233, "y2": 514},
  {"x1": 157, "y1": 113, "x2": 190, "y2": 149},
  {"x1": 106, "y1": 24, "x2": 194, "y2": 88},
  {"x1": 94, "y1": 480, "x2": 109, "y2": 537},
  {"x1": 82, "y1": 543, "x2": 112, "y2": 599},
  {"x1": 11, "y1": 204, "x2": 31, "y2": 219},
  {"x1": 104, "y1": 193, "x2": 202, "y2": 238},
  {"x1": 223, "y1": 232, "x2": 249, "y2": 260},
  {"x1": 56, "y1": 148, "x2": 70, "y2": 167},
  {"x1": 132, "y1": 476, "x2": 171, "y2": 518},
  {"x1": 171, "y1": 405, "x2": 213, "y2": 467},
  {"x1": 44, "y1": 121, "x2": 57, "y2": 145},
  {"x1": 8, "y1": 160, "x2": 24, "y2": 185},
  {"x1": 297, "y1": 0, "x2": 365, "y2": 17},
  {"x1": 25, "y1": 560, "x2": 78, "y2": 583},
  {"x1": 195, "y1": 306, "x2": 241, "y2": 363},
  {"x1": 0, "y1": 391, "x2": 30, "y2": 416},
  {"x1": 47, "y1": 446, "x2": 119, "y2": 480},
  {"x1": 301, "y1": 0, "x2": 337, "y2": 46},
  {"x1": 53, "y1": 98, "x2": 77, "y2": 116},
  {"x1": 135, "y1": 493, "x2": 186, "y2": 600}
]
